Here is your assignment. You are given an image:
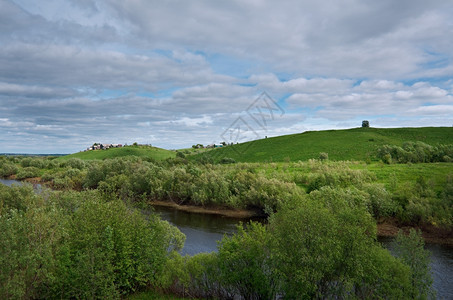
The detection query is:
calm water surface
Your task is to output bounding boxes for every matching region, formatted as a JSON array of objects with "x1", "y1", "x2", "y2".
[
  {"x1": 157, "y1": 206, "x2": 452, "y2": 299},
  {"x1": 0, "y1": 178, "x2": 42, "y2": 191},
  {"x1": 0, "y1": 178, "x2": 24, "y2": 186},
  {"x1": 379, "y1": 236, "x2": 453, "y2": 299},
  {"x1": 152, "y1": 205, "x2": 250, "y2": 255}
]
